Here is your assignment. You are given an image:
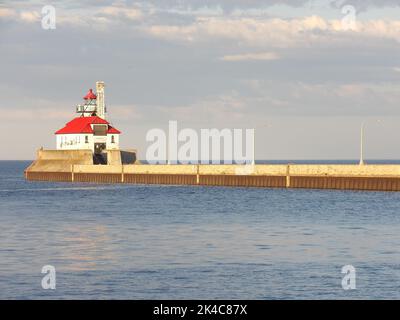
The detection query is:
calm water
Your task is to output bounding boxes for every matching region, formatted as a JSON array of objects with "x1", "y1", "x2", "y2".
[{"x1": 0, "y1": 161, "x2": 399, "y2": 299}]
